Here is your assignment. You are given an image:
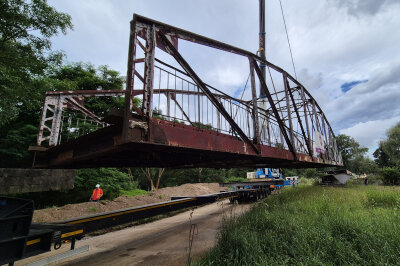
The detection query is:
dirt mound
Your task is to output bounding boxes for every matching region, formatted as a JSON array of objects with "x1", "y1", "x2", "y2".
[{"x1": 33, "y1": 183, "x2": 225, "y2": 223}]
